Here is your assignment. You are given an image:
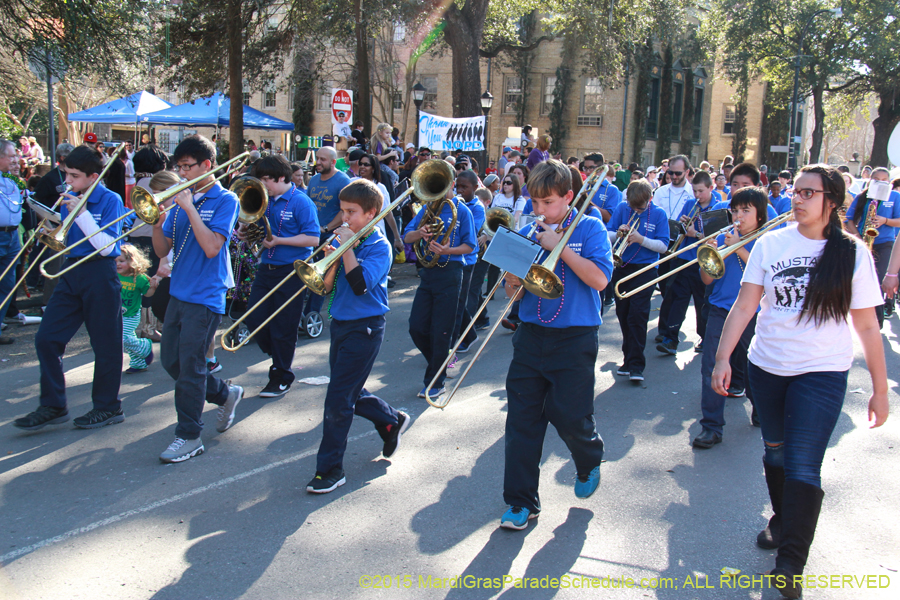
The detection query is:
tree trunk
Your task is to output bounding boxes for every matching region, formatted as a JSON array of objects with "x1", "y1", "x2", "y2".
[
  {"x1": 443, "y1": 1, "x2": 489, "y2": 118},
  {"x1": 808, "y1": 82, "x2": 826, "y2": 163},
  {"x1": 227, "y1": 0, "x2": 243, "y2": 160},
  {"x1": 869, "y1": 86, "x2": 900, "y2": 168},
  {"x1": 355, "y1": 0, "x2": 372, "y2": 136},
  {"x1": 679, "y1": 65, "x2": 695, "y2": 156}
]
